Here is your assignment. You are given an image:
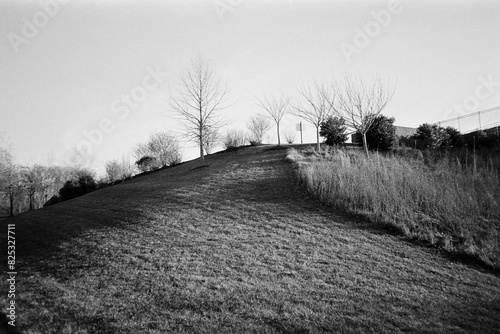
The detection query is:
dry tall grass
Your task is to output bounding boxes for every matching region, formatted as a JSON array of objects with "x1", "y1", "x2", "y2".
[{"x1": 289, "y1": 148, "x2": 500, "y2": 268}]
